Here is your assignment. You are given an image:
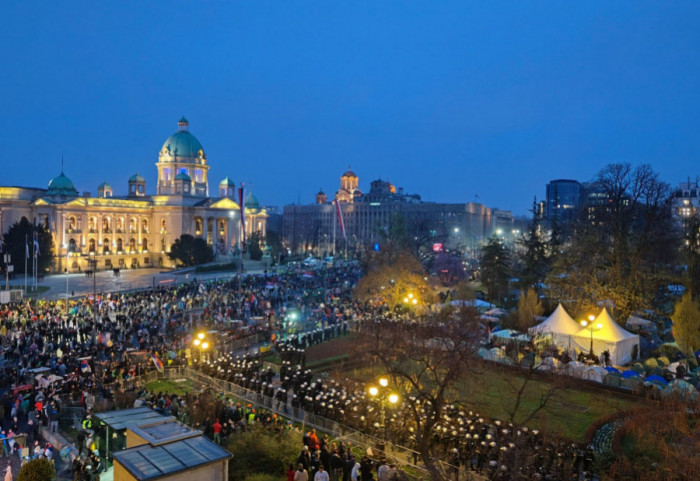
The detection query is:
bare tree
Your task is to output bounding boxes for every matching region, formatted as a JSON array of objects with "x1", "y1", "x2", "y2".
[{"x1": 355, "y1": 306, "x2": 484, "y2": 480}]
